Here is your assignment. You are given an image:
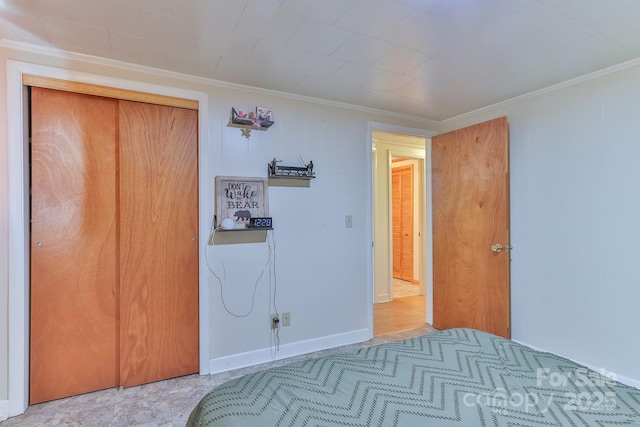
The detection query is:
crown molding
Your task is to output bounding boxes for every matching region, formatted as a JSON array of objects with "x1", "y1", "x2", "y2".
[
  {"x1": 0, "y1": 39, "x2": 439, "y2": 128},
  {"x1": 4, "y1": 38, "x2": 638, "y2": 129},
  {"x1": 440, "y1": 56, "x2": 640, "y2": 126}
]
